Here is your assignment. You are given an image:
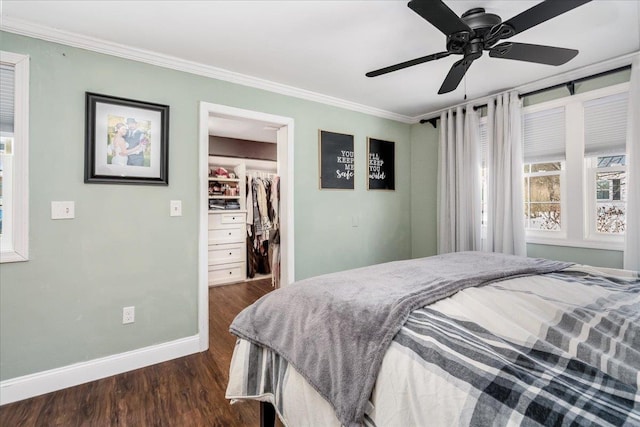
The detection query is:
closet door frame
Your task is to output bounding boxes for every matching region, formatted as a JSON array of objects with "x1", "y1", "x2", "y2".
[{"x1": 198, "y1": 102, "x2": 295, "y2": 352}]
